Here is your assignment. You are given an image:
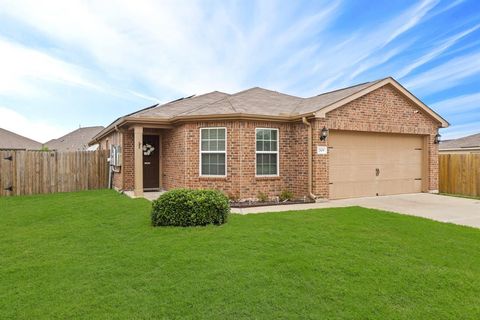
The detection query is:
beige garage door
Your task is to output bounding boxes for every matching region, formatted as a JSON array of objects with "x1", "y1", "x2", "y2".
[{"x1": 329, "y1": 131, "x2": 425, "y2": 199}]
